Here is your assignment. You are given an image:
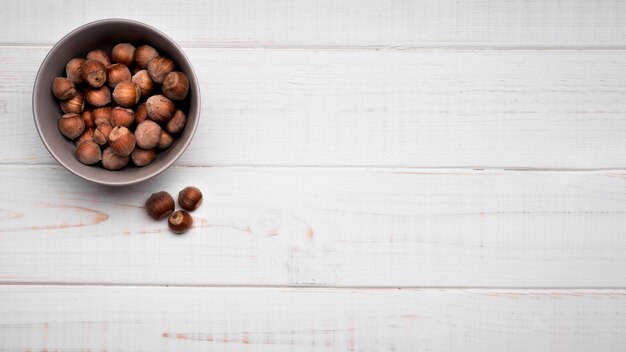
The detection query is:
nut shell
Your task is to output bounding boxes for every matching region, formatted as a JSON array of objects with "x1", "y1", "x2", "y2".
[
  {"x1": 102, "y1": 147, "x2": 130, "y2": 170},
  {"x1": 111, "y1": 43, "x2": 135, "y2": 66},
  {"x1": 106, "y1": 63, "x2": 131, "y2": 88},
  {"x1": 131, "y1": 148, "x2": 157, "y2": 167},
  {"x1": 157, "y1": 130, "x2": 175, "y2": 150},
  {"x1": 85, "y1": 86, "x2": 111, "y2": 107},
  {"x1": 93, "y1": 123, "x2": 113, "y2": 146},
  {"x1": 108, "y1": 126, "x2": 136, "y2": 156},
  {"x1": 92, "y1": 107, "x2": 113, "y2": 126},
  {"x1": 112, "y1": 80, "x2": 141, "y2": 107},
  {"x1": 66, "y1": 58, "x2": 85, "y2": 84},
  {"x1": 134, "y1": 103, "x2": 148, "y2": 124},
  {"x1": 147, "y1": 56, "x2": 174, "y2": 83},
  {"x1": 86, "y1": 49, "x2": 111, "y2": 67},
  {"x1": 76, "y1": 141, "x2": 102, "y2": 165},
  {"x1": 75, "y1": 128, "x2": 95, "y2": 146},
  {"x1": 162, "y1": 71, "x2": 189, "y2": 101},
  {"x1": 81, "y1": 110, "x2": 95, "y2": 129},
  {"x1": 52, "y1": 77, "x2": 76, "y2": 100},
  {"x1": 110, "y1": 107, "x2": 135, "y2": 128},
  {"x1": 81, "y1": 60, "x2": 107, "y2": 88},
  {"x1": 60, "y1": 91, "x2": 84, "y2": 114},
  {"x1": 134, "y1": 45, "x2": 159, "y2": 69},
  {"x1": 145, "y1": 191, "x2": 175, "y2": 220},
  {"x1": 145, "y1": 95, "x2": 175, "y2": 123},
  {"x1": 178, "y1": 186, "x2": 203, "y2": 211},
  {"x1": 166, "y1": 110, "x2": 187, "y2": 134},
  {"x1": 168, "y1": 210, "x2": 193, "y2": 234},
  {"x1": 131, "y1": 69, "x2": 154, "y2": 96},
  {"x1": 58, "y1": 113, "x2": 85, "y2": 139},
  {"x1": 134, "y1": 120, "x2": 162, "y2": 149}
]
